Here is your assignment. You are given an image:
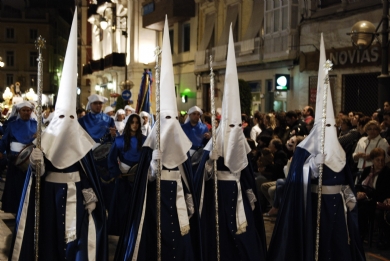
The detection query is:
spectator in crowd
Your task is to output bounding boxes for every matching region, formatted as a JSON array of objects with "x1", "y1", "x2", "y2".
[
  {"x1": 202, "y1": 112, "x2": 212, "y2": 131},
  {"x1": 356, "y1": 148, "x2": 390, "y2": 241},
  {"x1": 285, "y1": 110, "x2": 307, "y2": 138},
  {"x1": 261, "y1": 113, "x2": 274, "y2": 137},
  {"x1": 381, "y1": 111, "x2": 390, "y2": 144},
  {"x1": 306, "y1": 118, "x2": 314, "y2": 134},
  {"x1": 274, "y1": 112, "x2": 289, "y2": 144},
  {"x1": 302, "y1": 105, "x2": 314, "y2": 124},
  {"x1": 242, "y1": 113, "x2": 252, "y2": 138},
  {"x1": 384, "y1": 101, "x2": 390, "y2": 113},
  {"x1": 251, "y1": 112, "x2": 262, "y2": 146},
  {"x1": 353, "y1": 120, "x2": 389, "y2": 179},
  {"x1": 76, "y1": 108, "x2": 86, "y2": 118},
  {"x1": 338, "y1": 115, "x2": 353, "y2": 138}
]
